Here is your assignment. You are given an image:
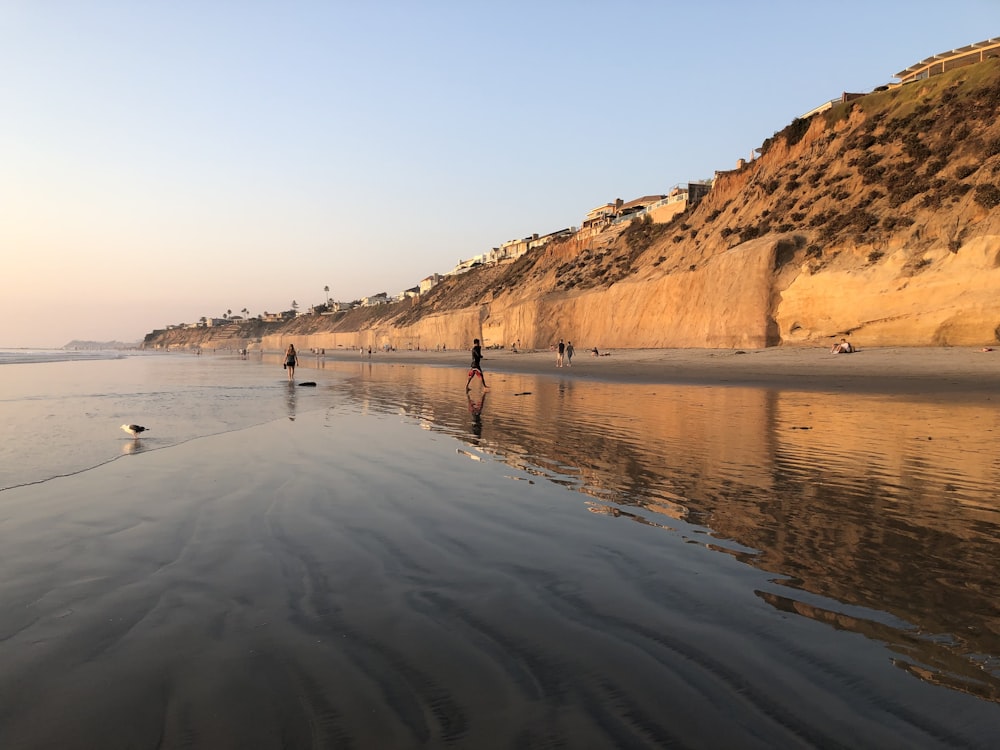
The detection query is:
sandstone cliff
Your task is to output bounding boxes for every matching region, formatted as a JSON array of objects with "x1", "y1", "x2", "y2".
[{"x1": 144, "y1": 59, "x2": 1000, "y2": 352}]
